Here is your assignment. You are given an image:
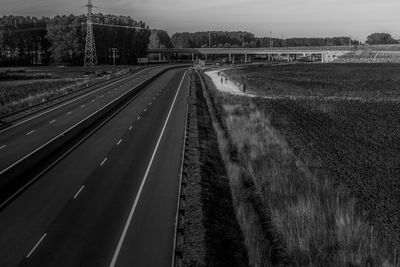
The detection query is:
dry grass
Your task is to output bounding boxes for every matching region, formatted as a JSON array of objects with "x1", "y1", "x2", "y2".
[
  {"x1": 181, "y1": 71, "x2": 248, "y2": 266},
  {"x1": 0, "y1": 67, "x2": 131, "y2": 118},
  {"x1": 199, "y1": 71, "x2": 397, "y2": 266}
]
